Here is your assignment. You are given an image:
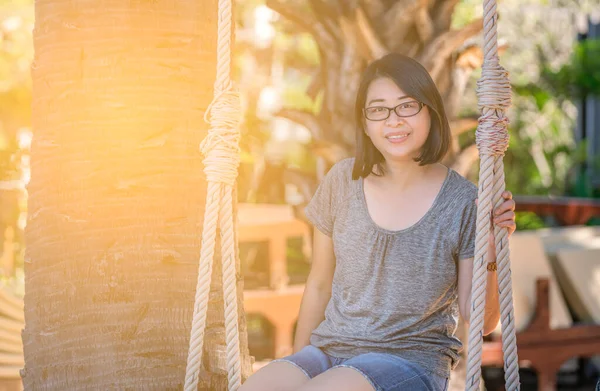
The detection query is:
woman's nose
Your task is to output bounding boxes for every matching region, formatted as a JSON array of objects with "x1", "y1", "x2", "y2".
[{"x1": 385, "y1": 111, "x2": 404, "y2": 126}]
